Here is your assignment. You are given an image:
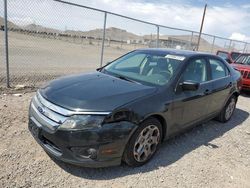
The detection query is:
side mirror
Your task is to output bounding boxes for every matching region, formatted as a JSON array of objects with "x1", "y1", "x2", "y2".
[{"x1": 180, "y1": 81, "x2": 200, "y2": 91}]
